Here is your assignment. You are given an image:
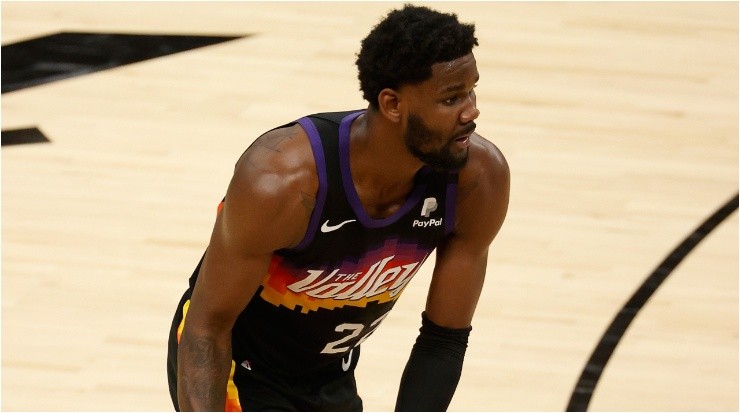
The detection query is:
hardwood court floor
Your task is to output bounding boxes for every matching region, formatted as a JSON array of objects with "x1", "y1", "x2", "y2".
[{"x1": 2, "y1": 2, "x2": 737, "y2": 411}]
